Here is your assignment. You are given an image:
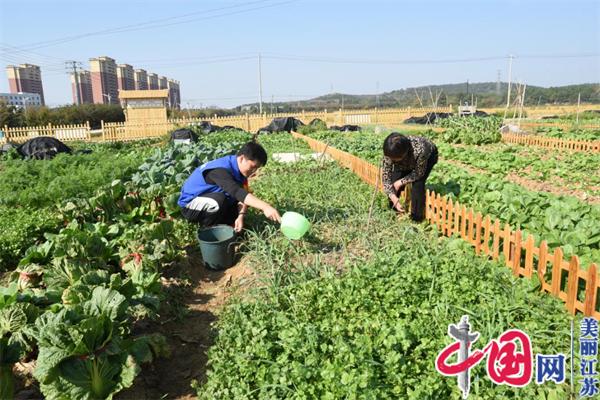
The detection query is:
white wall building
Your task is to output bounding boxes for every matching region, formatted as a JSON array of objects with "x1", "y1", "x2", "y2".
[{"x1": 0, "y1": 92, "x2": 42, "y2": 108}]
